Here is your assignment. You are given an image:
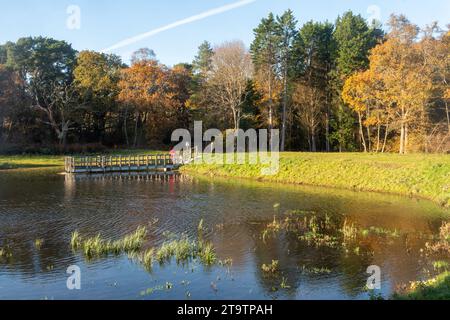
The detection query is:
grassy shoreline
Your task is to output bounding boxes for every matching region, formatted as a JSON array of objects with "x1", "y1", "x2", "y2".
[
  {"x1": 181, "y1": 153, "x2": 450, "y2": 207},
  {"x1": 2, "y1": 151, "x2": 449, "y2": 207}
]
